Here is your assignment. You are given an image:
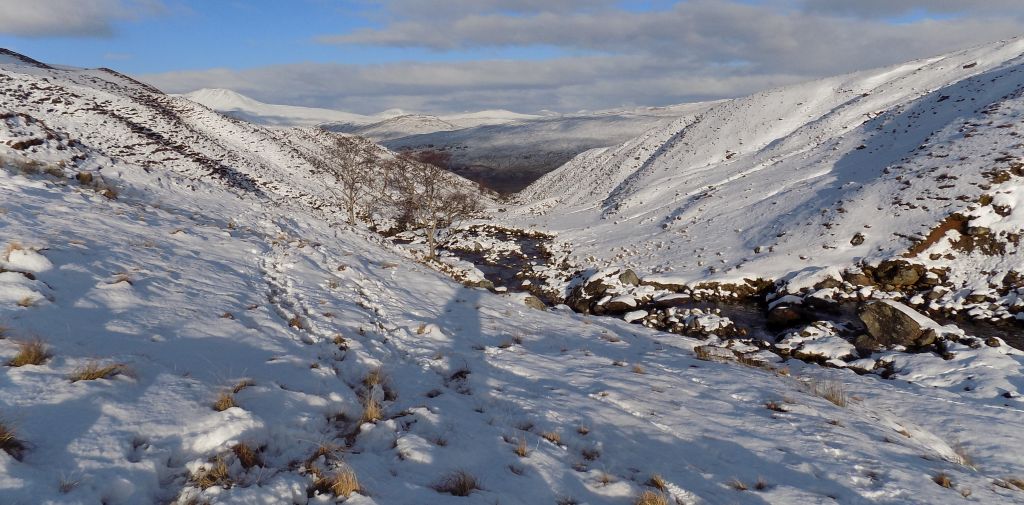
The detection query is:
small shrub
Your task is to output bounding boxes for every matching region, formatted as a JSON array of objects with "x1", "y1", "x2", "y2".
[
  {"x1": 433, "y1": 470, "x2": 479, "y2": 496},
  {"x1": 933, "y1": 472, "x2": 953, "y2": 488},
  {"x1": 69, "y1": 361, "x2": 129, "y2": 382},
  {"x1": 0, "y1": 421, "x2": 26, "y2": 460},
  {"x1": 9, "y1": 339, "x2": 50, "y2": 367},
  {"x1": 755, "y1": 476, "x2": 768, "y2": 490},
  {"x1": 192, "y1": 457, "x2": 232, "y2": 489},
  {"x1": 635, "y1": 490, "x2": 669, "y2": 505},
  {"x1": 581, "y1": 447, "x2": 600, "y2": 461},
  {"x1": 213, "y1": 392, "x2": 236, "y2": 412}
]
